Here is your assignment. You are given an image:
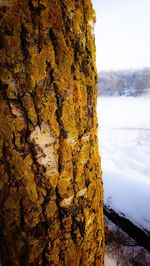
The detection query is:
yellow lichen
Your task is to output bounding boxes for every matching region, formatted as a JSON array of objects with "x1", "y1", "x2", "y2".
[
  {"x1": 73, "y1": 9, "x2": 82, "y2": 34},
  {"x1": 0, "y1": 0, "x2": 104, "y2": 264},
  {"x1": 45, "y1": 201, "x2": 57, "y2": 219}
]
